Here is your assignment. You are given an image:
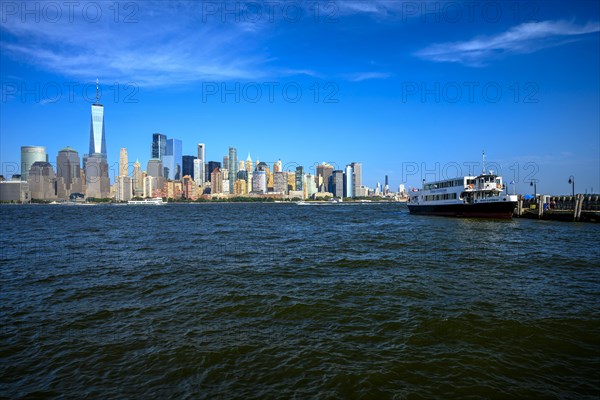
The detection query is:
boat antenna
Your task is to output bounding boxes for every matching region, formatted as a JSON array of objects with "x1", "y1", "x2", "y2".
[
  {"x1": 95, "y1": 78, "x2": 99, "y2": 104},
  {"x1": 482, "y1": 149, "x2": 486, "y2": 174}
]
